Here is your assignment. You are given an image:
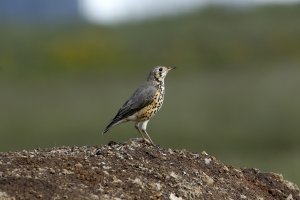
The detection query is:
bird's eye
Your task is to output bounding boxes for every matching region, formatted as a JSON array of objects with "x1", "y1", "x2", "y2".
[{"x1": 158, "y1": 68, "x2": 163, "y2": 72}]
